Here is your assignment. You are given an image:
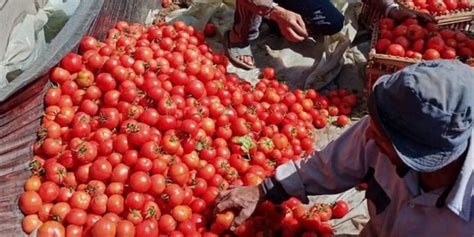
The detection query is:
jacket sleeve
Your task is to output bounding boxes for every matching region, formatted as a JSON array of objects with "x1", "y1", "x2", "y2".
[
  {"x1": 263, "y1": 117, "x2": 372, "y2": 203},
  {"x1": 363, "y1": 0, "x2": 396, "y2": 14},
  {"x1": 237, "y1": 0, "x2": 275, "y2": 16}
]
